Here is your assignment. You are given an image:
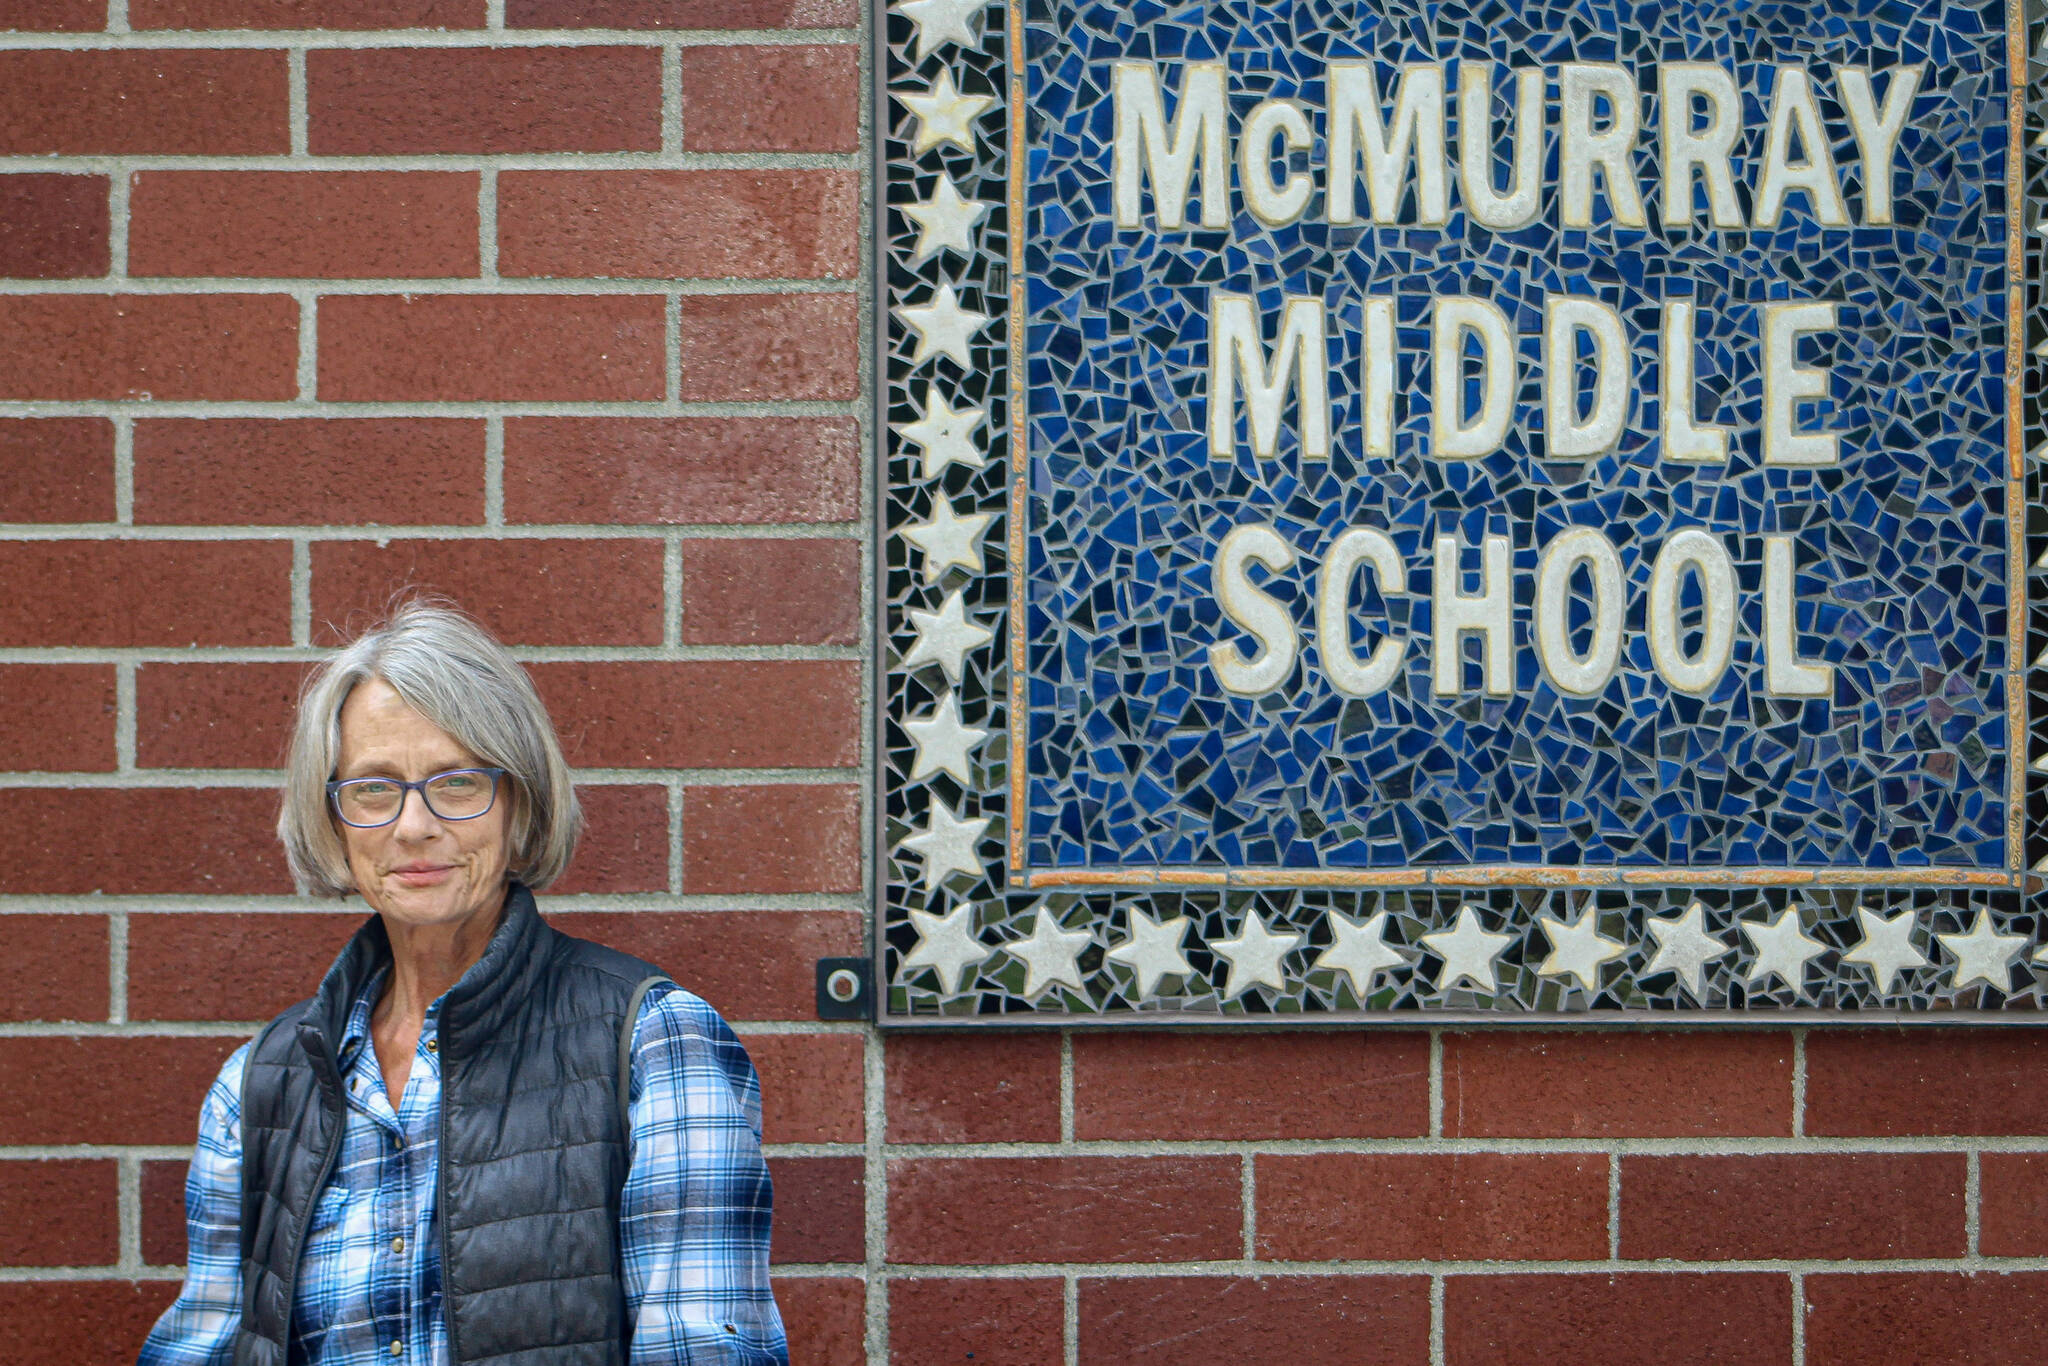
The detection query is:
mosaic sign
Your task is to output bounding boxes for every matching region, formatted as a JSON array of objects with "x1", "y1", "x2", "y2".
[{"x1": 874, "y1": 0, "x2": 2046, "y2": 1021}]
